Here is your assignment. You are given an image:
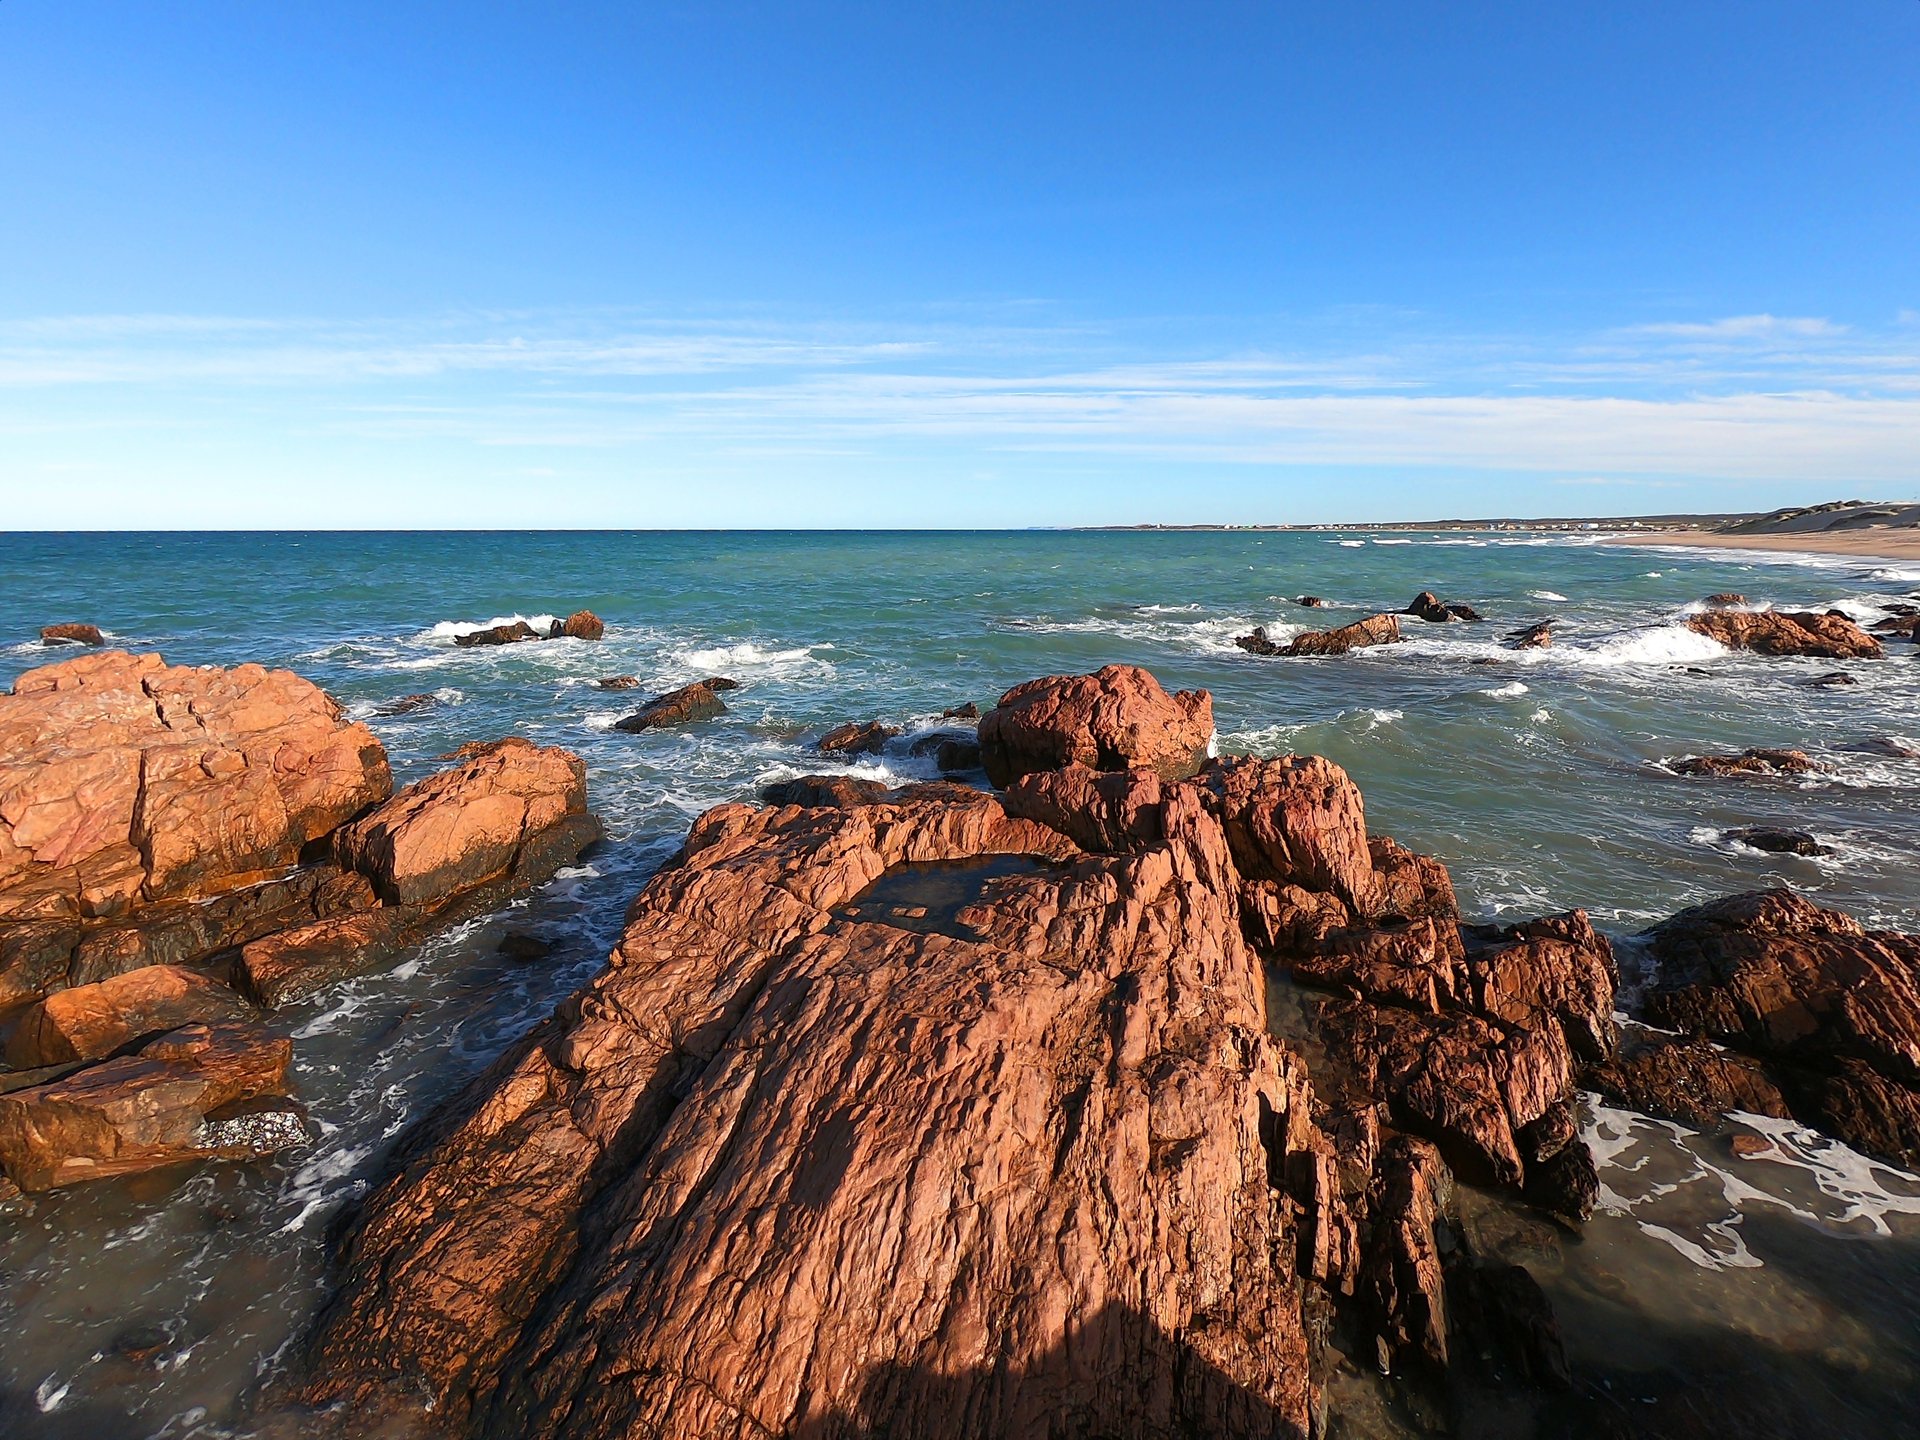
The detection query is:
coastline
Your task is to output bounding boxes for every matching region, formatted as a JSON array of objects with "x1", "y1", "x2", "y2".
[{"x1": 1600, "y1": 528, "x2": 1920, "y2": 563}]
